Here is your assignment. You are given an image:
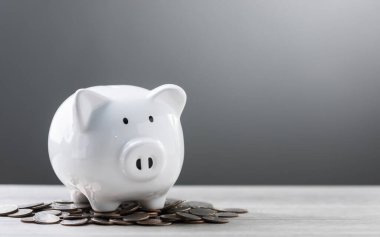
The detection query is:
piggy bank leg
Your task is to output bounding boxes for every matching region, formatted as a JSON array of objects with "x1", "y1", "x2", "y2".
[
  {"x1": 140, "y1": 194, "x2": 167, "y2": 210},
  {"x1": 71, "y1": 189, "x2": 120, "y2": 212},
  {"x1": 87, "y1": 197, "x2": 121, "y2": 212},
  {"x1": 70, "y1": 189, "x2": 89, "y2": 203}
]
